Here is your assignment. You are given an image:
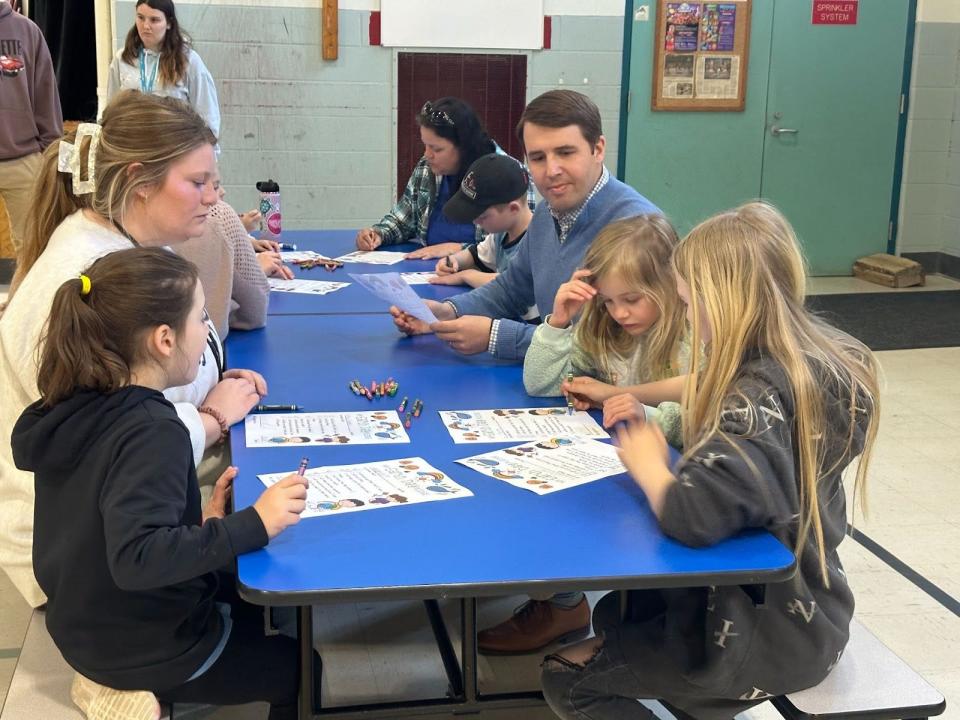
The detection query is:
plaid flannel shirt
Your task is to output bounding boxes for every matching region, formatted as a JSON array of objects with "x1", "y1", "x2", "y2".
[{"x1": 373, "y1": 147, "x2": 537, "y2": 247}]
